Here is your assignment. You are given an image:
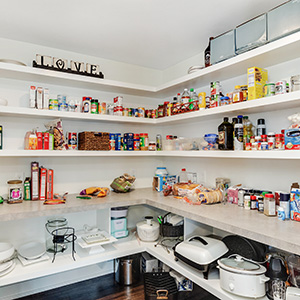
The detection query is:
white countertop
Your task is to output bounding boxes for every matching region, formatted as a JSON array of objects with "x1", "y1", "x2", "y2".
[{"x1": 1, "y1": 188, "x2": 299, "y2": 256}]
